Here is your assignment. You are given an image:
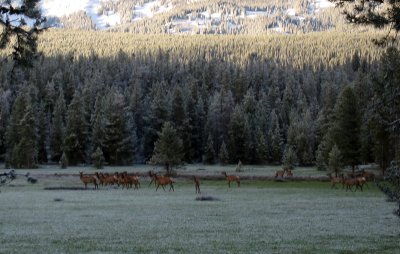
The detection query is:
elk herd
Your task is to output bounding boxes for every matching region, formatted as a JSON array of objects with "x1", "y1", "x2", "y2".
[
  {"x1": 79, "y1": 167, "x2": 376, "y2": 193},
  {"x1": 79, "y1": 170, "x2": 241, "y2": 193},
  {"x1": 329, "y1": 169, "x2": 375, "y2": 192}
]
